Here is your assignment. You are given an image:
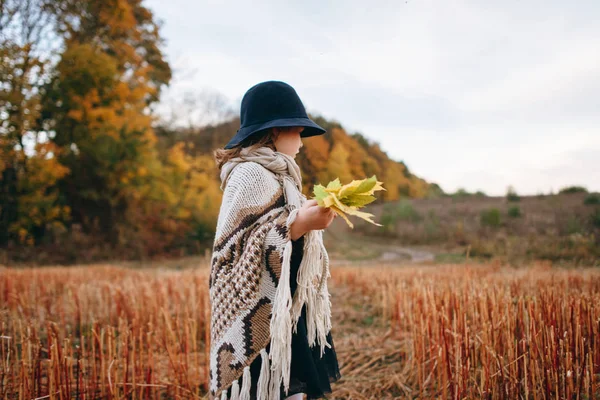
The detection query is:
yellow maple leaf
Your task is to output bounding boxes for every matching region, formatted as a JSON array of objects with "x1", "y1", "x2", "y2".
[{"x1": 312, "y1": 176, "x2": 385, "y2": 229}]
